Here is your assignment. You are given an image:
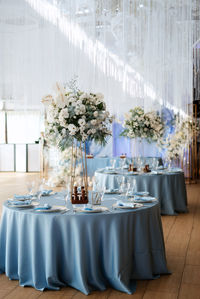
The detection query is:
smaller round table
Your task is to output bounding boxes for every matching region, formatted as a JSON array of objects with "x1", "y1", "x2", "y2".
[
  {"x1": 0, "y1": 193, "x2": 169, "y2": 295},
  {"x1": 95, "y1": 169, "x2": 188, "y2": 215}
]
